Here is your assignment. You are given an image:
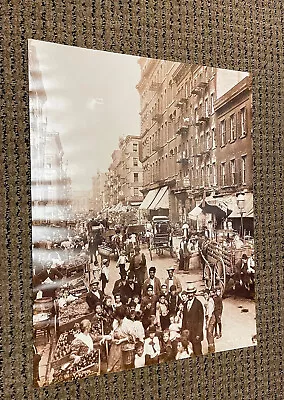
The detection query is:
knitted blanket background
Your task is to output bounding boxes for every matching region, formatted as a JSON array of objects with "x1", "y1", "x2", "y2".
[{"x1": 0, "y1": 1, "x2": 283, "y2": 399}]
